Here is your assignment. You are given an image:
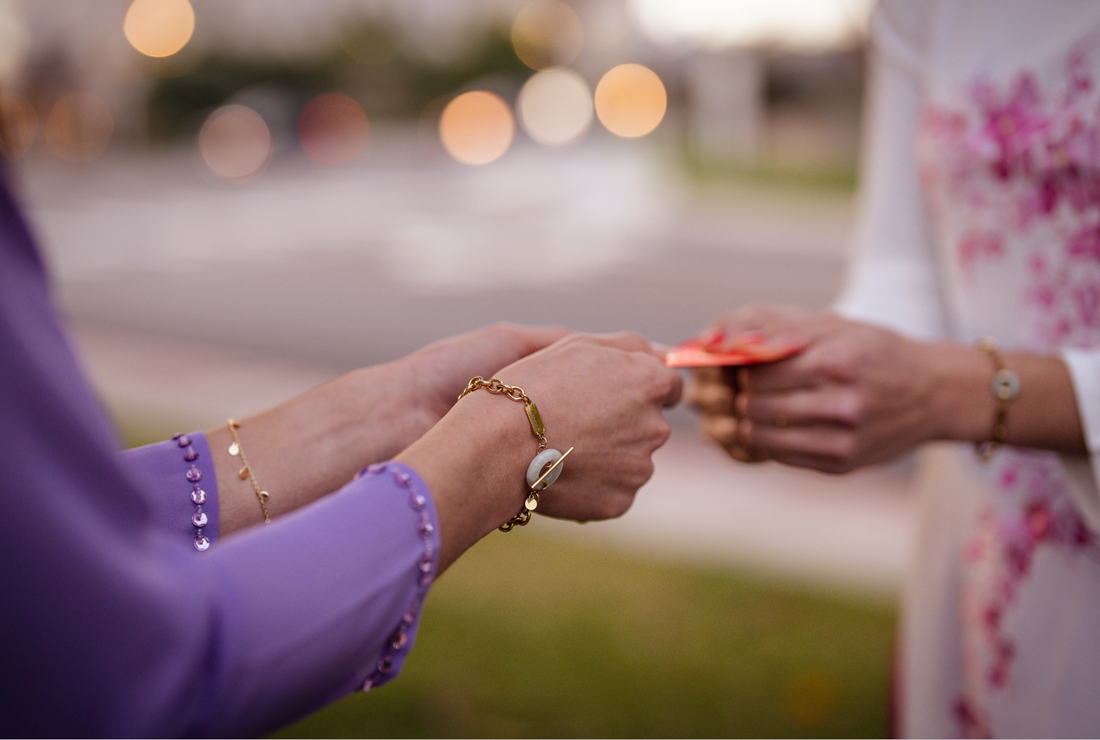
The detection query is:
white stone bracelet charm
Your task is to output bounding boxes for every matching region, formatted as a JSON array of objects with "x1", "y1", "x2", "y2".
[{"x1": 527, "y1": 448, "x2": 563, "y2": 491}]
